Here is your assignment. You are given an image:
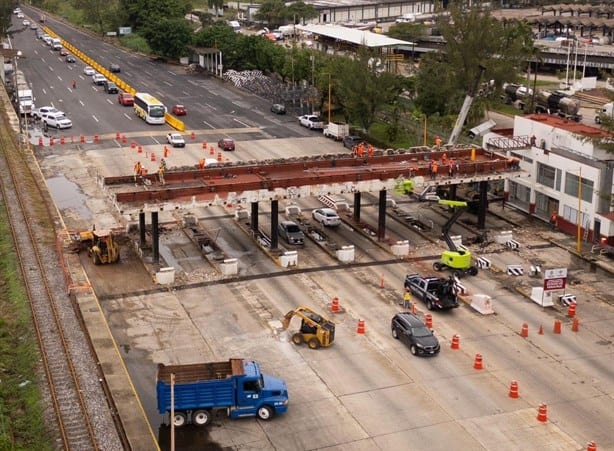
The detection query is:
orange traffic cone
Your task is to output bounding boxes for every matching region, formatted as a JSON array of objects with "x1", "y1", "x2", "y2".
[
  {"x1": 586, "y1": 441, "x2": 597, "y2": 451},
  {"x1": 425, "y1": 314, "x2": 433, "y2": 329},
  {"x1": 473, "y1": 353, "x2": 483, "y2": 370},
  {"x1": 164, "y1": 147, "x2": 169, "y2": 158},
  {"x1": 191, "y1": 131, "x2": 196, "y2": 140},
  {"x1": 217, "y1": 152, "x2": 222, "y2": 162},
  {"x1": 80, "y1": 135, "x2": 85, "y2": 144},
  {"x1": 131, "y1": 141, "x2": 136, "y2": 149},
  {"x1": 115, "y1": 132, "x2": 120, "y2": 140},
  {"x1": 138, "y1": 146, "x2": 143, "y2": 154},
  {"x1": 330, "y1": 297, "x2": 340, "y2": 313},
  {"x1": 60, "y1": 136, "x2": 65, "y2": 145},
  {"x1": 572, "y1": 318, "x2": 579, "y2": 332},
  {"x1": 122, "y1": 135, "x2": 127, "y2": 144},
  {"x1": 357, "y1": 319, "x2": 365, "y2": 334},
  {"x1": 553, "y1": 320, "x2": 561, "y2": 334},
  {"x1": 210, "y1": 146, "x2": 215, "y2": 155},
  {"x1": 521, "y1": 323, "x2": 528, "y2": 338},
  {"x1": 567, "y1": 302, "x2": 576, "y2": 317},
  {"x1": 451, "y1": 334, "x2": 460, "y2": 350},
  {"x1": 538, "y1": 324, "x2": 544, "y2": 335},
  {"x1": 50, "y1": 137, "x2": 54, "y2": 146},
  {"x1": 536, "y1": 403, "x2": 548, "y2": 422},
  {"x1": 94, "y1": 134, "x2": 99, "y2": 143},
  {"x1": 509, "y1": 380, "x2": 519, "y2": 398},
  {"x1": 38, "y1": 136, "x2": 43, "y2": 146}
]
